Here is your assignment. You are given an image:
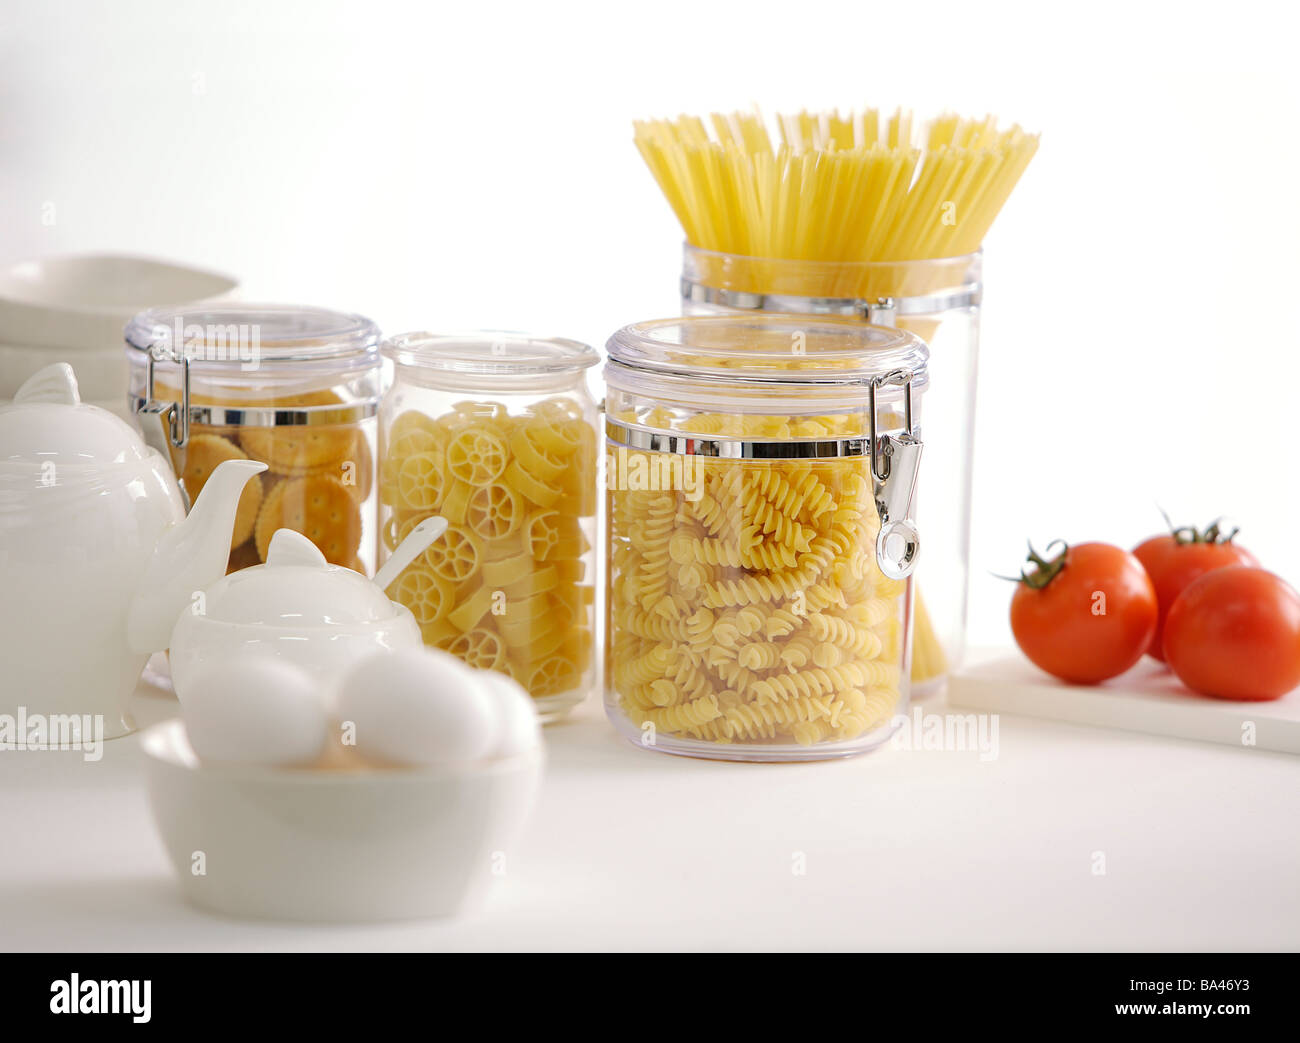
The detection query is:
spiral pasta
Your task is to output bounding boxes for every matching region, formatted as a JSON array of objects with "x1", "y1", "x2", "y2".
[
  {"x1": 381, "y1": 397, "x2": 595, "y2": 711},
  {"x1": 607, "y1": 411, "x2": 906, "y2": 749}
]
